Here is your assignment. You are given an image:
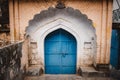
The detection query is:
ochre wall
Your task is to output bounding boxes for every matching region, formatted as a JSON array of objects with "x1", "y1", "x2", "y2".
[{"x1": 9, "y1": 0, "x2": 113, "y2": 65}]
